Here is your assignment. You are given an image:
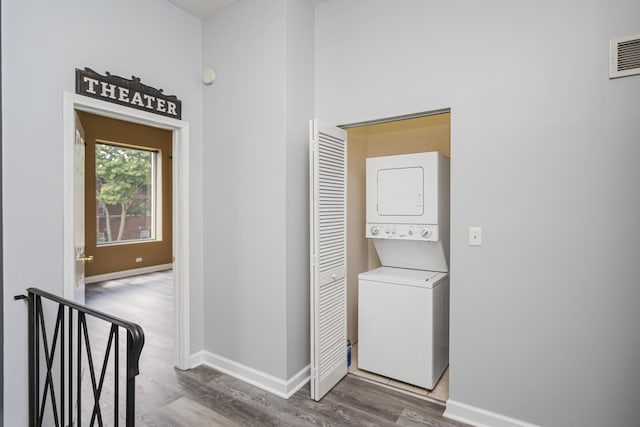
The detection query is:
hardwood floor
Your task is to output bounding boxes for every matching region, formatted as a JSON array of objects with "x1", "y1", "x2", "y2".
[{"x1": 85, "y1": 271, "x2": 469, "y2": 426}]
